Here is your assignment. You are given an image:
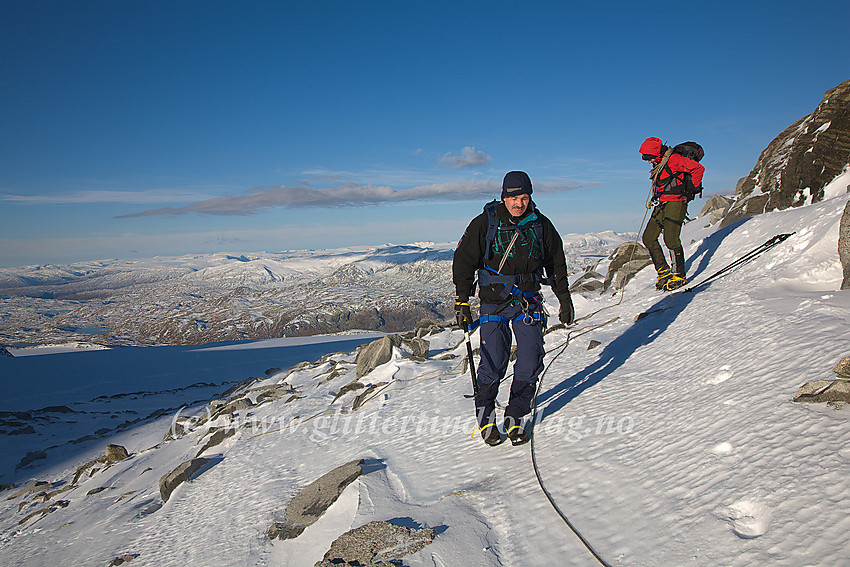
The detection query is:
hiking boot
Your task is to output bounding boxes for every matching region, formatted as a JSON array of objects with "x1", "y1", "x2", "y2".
[
  {"x1": 503, "y1": 411, "x2": 530, "y2": 446},
  {"x1": 480, "y1": 423, "x2": 503, "y2": 446},
  {"x1": 655, "y1": 267, "x2": 673, "y2": 290},
  {"x1": 506, "y1": 423, "x2": 530, "y2": 446},
  {"x1": 663, "y1": 274, "x2": 687, "y2": 291}
]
